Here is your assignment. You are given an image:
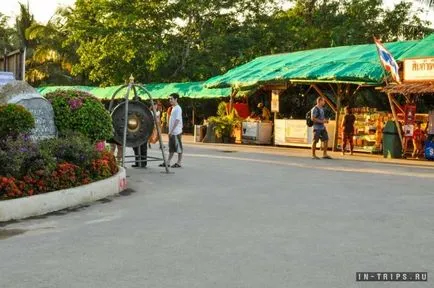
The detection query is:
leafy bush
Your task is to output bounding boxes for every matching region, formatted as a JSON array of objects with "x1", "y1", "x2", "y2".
[
  {"x1": 89, "y1": 150, "x2": 118, "y2": 180},
  {"x1": 45, "y1": 89, "x2": 113, "y2": 142},
  {"x1": 0, "y1": 104, "x2": 35, "y2": 139},
  {"x1": 40, "y1": 131, "x2": 97, "y2": 167},
  {"x1": 0, "y1": 135, "x2": 54, "y2": 179},
  {"x1": 208, "y1": 101, "x2": 241, "y2": 139}
]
